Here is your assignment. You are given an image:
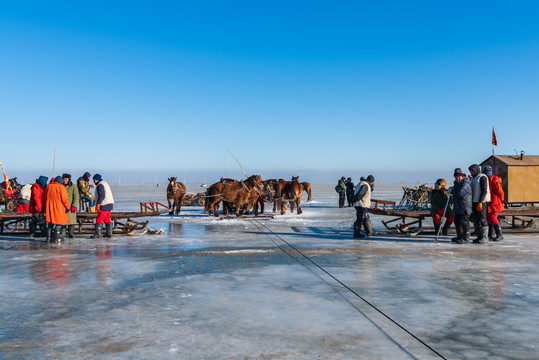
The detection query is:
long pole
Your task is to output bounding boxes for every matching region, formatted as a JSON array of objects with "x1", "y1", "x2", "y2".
[
  {"x1": 227, "y1": 149, "x2": 248, "y2": 178},
  {"x1": 434, "y1": 192, "x2": 452, "y2": 243},
  {"x1": 51, "y1": 147, "x2": 56, "y2": 180}
]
